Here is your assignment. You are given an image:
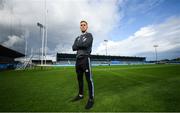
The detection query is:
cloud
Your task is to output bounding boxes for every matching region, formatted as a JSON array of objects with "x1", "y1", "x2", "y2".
[
  {"x1": 94, "y1": 16, "x2": 180, "y2": 60},
  {"x1": 2, "y1": 35, "x2": 24, "y2": 48},
  {"x1": 122, "y1": 0, "x2": 164, "y2": 15},
  {"x1": 0, "y1": 0, "x2": 122, "y2": 56},
  {"x1": 0, "y1": 0, "x2": 5, "y2": 10},
  {"x1": 1, "y1": 0, "x2": 179, "y2": 61}
]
